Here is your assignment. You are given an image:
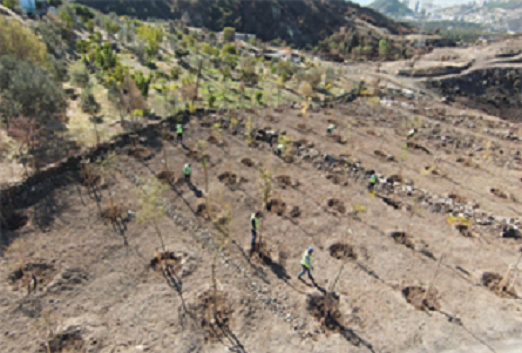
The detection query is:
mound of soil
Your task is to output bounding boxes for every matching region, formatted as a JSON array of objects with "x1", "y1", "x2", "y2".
[
  {"x1": 481, "y1": 272, "x2": 518, "y2": 299},
  {"x1": 402, "y1": 286, "x2": 440, "y2": 311},
  {"x1": 241, "y1": 158, "x2": 255, "y2": 167},
  {"x1": 329, "y1": 243, "x2": 357, "y2": 260},
  {"x1": 390, "y1": 232, "x2": 415, "y2": 249},
  {"x1": 9, "y1": 262, "x2": 56, "y2": 293}
]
